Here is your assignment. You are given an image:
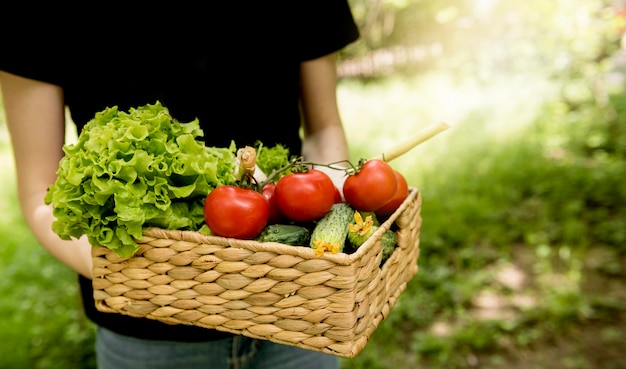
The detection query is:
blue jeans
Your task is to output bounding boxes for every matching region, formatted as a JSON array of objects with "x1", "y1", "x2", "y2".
[{"x1": 96, "y1": 327, "x2": 340, "y2": 369}]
